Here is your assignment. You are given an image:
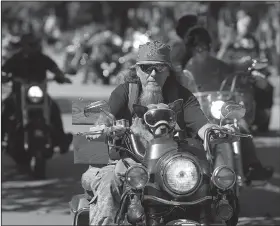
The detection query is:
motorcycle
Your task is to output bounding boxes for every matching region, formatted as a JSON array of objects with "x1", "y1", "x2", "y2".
[
  {"x1": 184, "y1": 58, "x2": 269, "y2": 193},
  {"x1": 70, "y1": 99, "x2": 250, "y2": 226},
  {"x1": 1, "y1": 75, "x2": 72, "y2": 179}
]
